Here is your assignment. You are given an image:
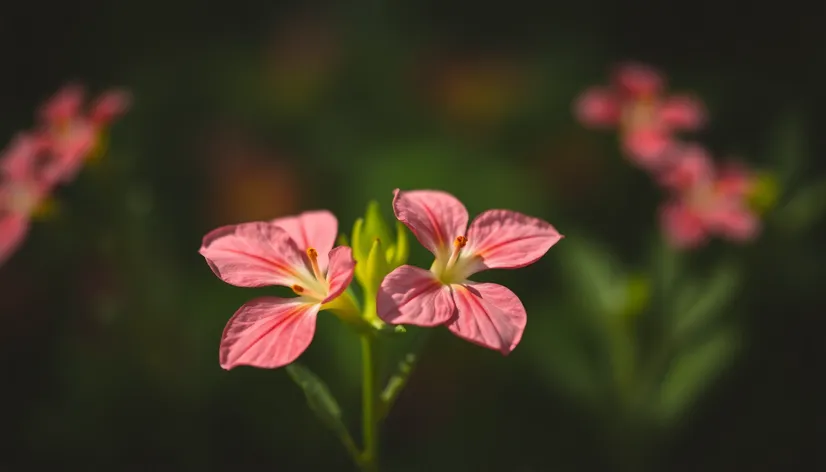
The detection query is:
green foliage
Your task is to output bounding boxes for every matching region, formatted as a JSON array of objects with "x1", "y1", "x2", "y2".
[
  {"x1": 656, "y1": 327, "x2": 739, "y2": 424},
  {"x1": 286, "y1": 363, "x2": 348, "y2": 437}
]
